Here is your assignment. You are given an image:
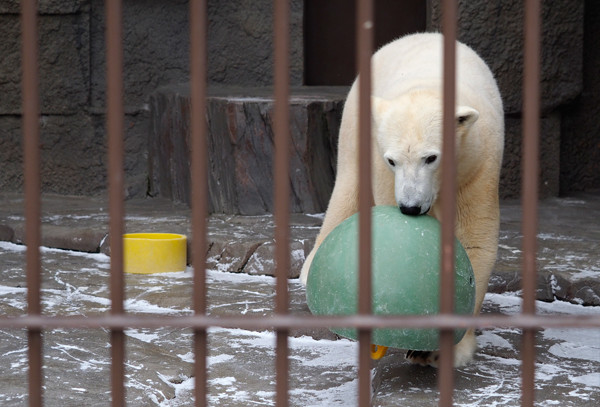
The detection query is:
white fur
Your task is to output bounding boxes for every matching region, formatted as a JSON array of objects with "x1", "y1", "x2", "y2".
[{"x1": 300, "y1": 33, "x2": 504, "y2": 367}]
